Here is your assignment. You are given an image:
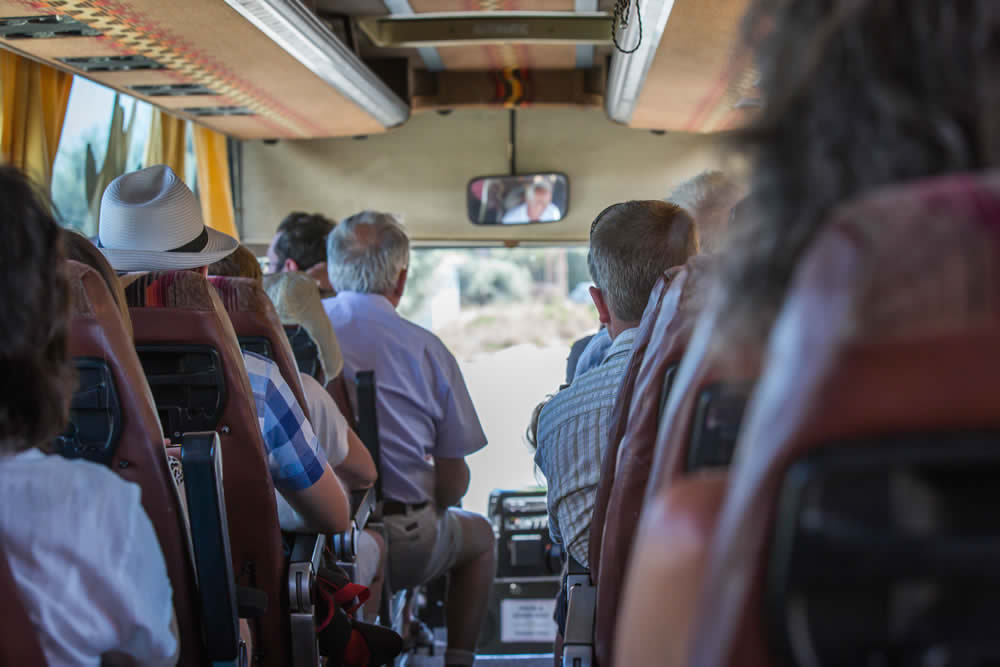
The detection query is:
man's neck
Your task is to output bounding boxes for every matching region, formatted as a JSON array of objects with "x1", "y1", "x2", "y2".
[
  {"x1": 381, "y1": 290, "x2": 401, "y2": 309},
  {"x1": 607, "y1": 317, "x2": 639, "y2": 340}
]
